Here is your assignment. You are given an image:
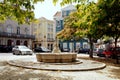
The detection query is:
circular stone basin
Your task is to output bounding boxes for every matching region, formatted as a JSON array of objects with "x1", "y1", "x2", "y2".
[
  {"x1": 8, "y1": 58, "x2": 106, "y2": 71},
  {"x1": 36, "y1": 53, "x2": 77, "y2": 63}
]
